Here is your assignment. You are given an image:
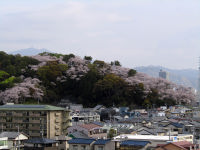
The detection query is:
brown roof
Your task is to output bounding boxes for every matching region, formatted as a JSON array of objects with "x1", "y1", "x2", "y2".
[
  {"x1": 157, "y1": 141, "x2": 194, "y2": 150},
  {"x1": 79, "y1": 123, "x2": 101, "y2": 130}
]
